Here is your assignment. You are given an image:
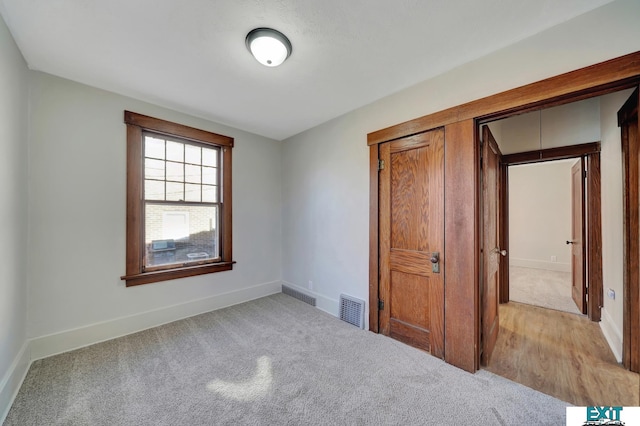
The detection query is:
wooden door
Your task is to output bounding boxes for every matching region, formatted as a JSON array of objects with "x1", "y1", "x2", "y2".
[
  {"x1": 619, "y1": 87, "x2": 640, "y2": 372},
  {"x1": 378, "y1": 128, "x2": 445, "y2": 358},
  {"x1": 570, "y1": 159, "x2": 587, "y2": 314},
  {"x1": 481, "y1": 126, "x2": 502, "y2": 365}
]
